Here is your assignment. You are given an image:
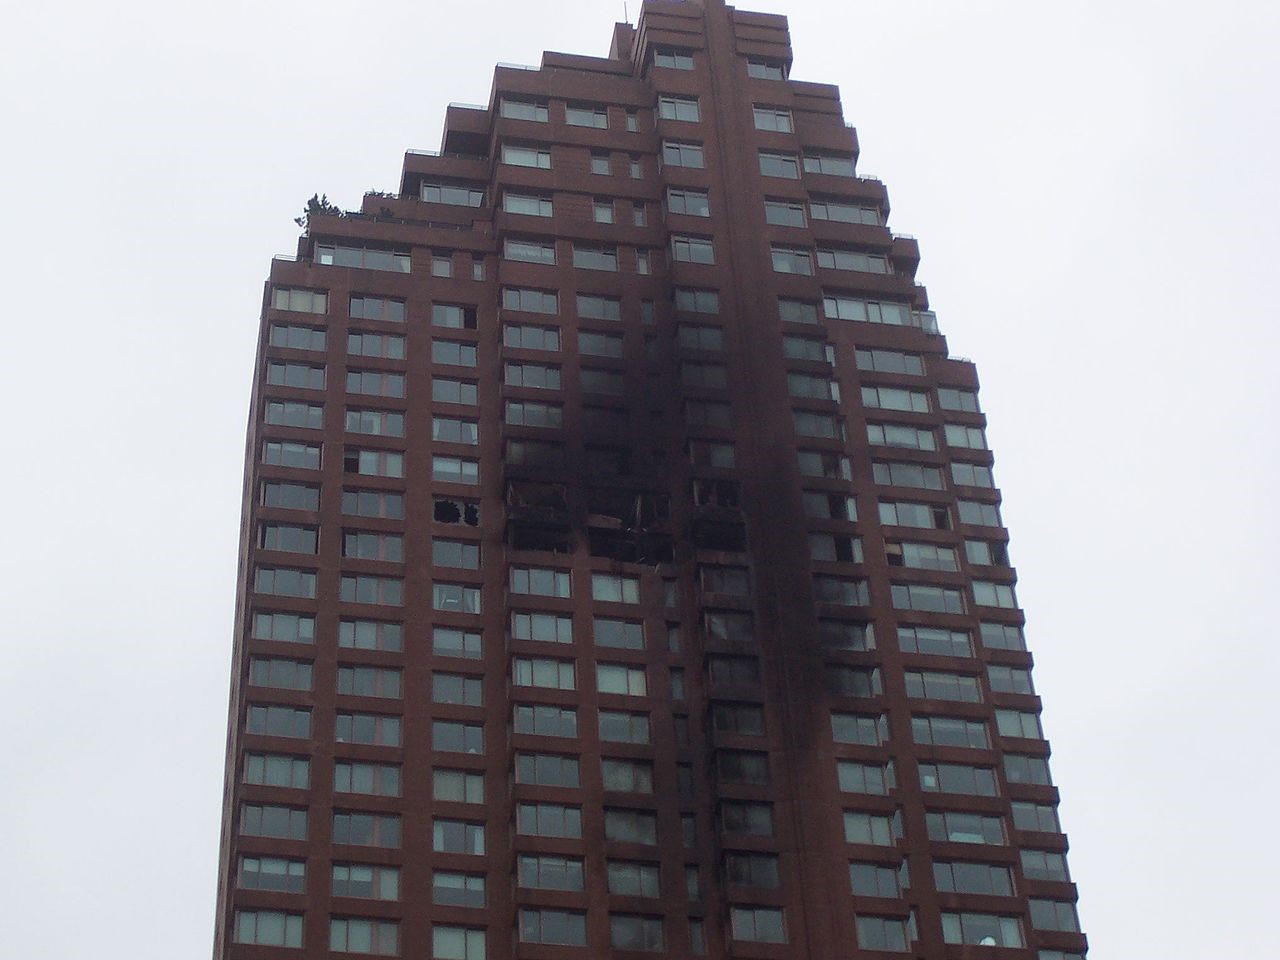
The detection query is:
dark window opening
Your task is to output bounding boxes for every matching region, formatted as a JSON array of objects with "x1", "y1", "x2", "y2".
[
  {"x1": 693, "y1": 479, "x2": 740, "y2": 508},
  {"x1": 691, "y1": 519, "x2": 746, "y2": 553},
  {"x1": 434, "y1": 498, "x2": 480, "y2": 526}
]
